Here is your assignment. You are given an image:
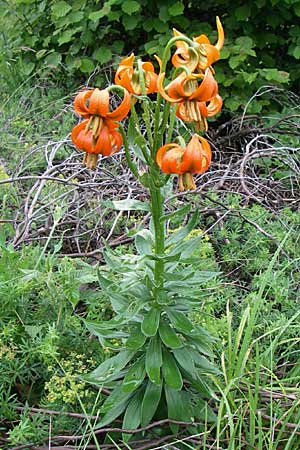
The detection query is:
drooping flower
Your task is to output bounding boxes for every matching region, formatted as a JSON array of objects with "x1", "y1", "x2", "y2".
[
  {"x1": 74, "y1": 87, "x2": 131, "y2": 120},
  {"x1": 71, "y1": 87, "x2": 129, "y2": 169},
  {"x1": 71, "y1": 118, "x2": 123, "y2": 169},
  {"x1": 114, "y1": 53, "x2": 158, "y2": 95},
  {"x1": 156, "y1": 134, "x2": 212, "y2": 190},
  {"x1": 158, "y1": 68, "x2": 219, "y2": 130},
  {"x1": 172, "y1": 17, "x2": 224, "y2": 72}
]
